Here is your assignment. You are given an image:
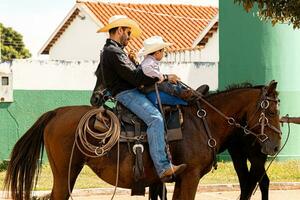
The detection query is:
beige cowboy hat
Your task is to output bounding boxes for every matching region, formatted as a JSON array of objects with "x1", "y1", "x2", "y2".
[
  {"x1": 97, "y1": 15, "x2": 142, "y2": 37},
  {"x1": 140, "y1": 36, "x2": 172, "y2": 56}
]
